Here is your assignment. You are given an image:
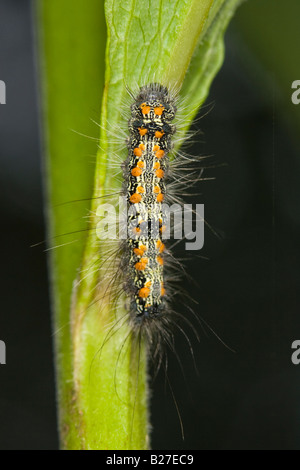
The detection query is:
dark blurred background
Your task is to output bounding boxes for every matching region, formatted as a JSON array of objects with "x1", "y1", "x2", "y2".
[{"x1": 0, "y1": 0, "x2": 300, "y2": 450}]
